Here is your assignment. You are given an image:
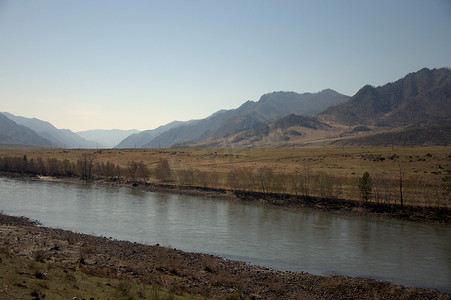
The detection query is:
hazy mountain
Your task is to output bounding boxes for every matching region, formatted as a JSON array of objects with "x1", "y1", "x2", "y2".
[
  {"x1": 318, "y1": 68, "x2": 451, "y2": 127},
  {"x1": 116, "y1": 120, "x2": 193, "y2": 148},
  {"x1": 0, "y1": 113, "x2": 52, "y2": 147},
  {"x1": 1, "y1": 112, "x2": 98, "y2": 148},
  {"x1": 142, "y1": 89, "x2": 349, "y2": 148},
  {"x1": 4, "y1": 68, "x2": 447, "y2": 149},
  {"x1": 77, "y1": 129, "x2": 140, "y2": 148}
]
